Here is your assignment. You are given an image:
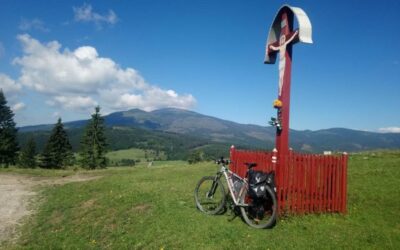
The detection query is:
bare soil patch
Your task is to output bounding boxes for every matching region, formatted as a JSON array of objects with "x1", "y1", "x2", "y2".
[
  {"x1": 0, "y1": 173, "x2": 101, "y2": 243},
  {"x1": 132, "y1": 203, "x2": 152, "y2": 213}
]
